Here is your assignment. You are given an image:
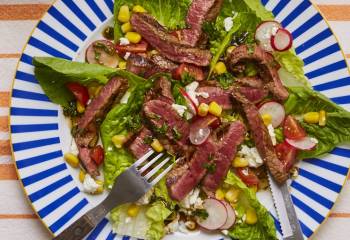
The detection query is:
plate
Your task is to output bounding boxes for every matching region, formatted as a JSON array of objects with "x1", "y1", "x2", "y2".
[{"x1": 10, "y1": 0, "x2": 350, "y2": 239}]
